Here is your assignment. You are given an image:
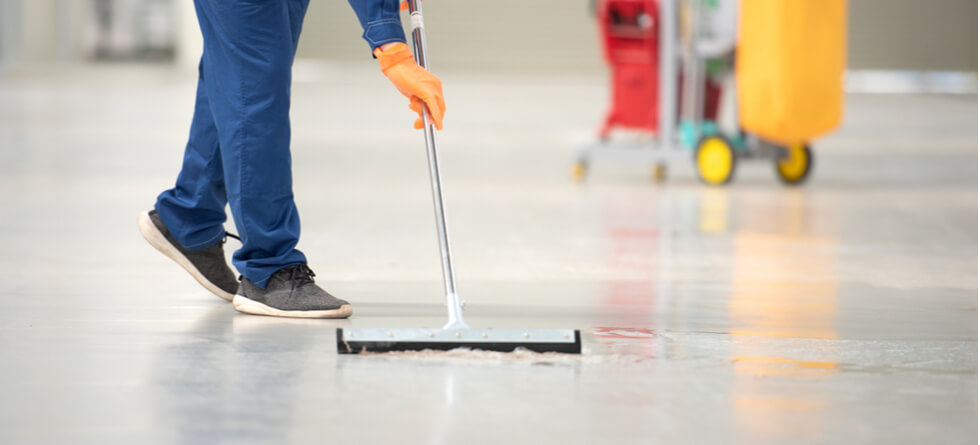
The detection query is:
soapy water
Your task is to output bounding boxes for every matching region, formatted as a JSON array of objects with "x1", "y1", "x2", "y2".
[
  {"x1": 352, "y1": 327, "x2": 661, "y2": 366},
  {"x1": 356, "y1": 345, "x2": 656, "y2": 367},
  {"x1": 358, "y1": 346, "x2": 582, "y2": 363}
]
